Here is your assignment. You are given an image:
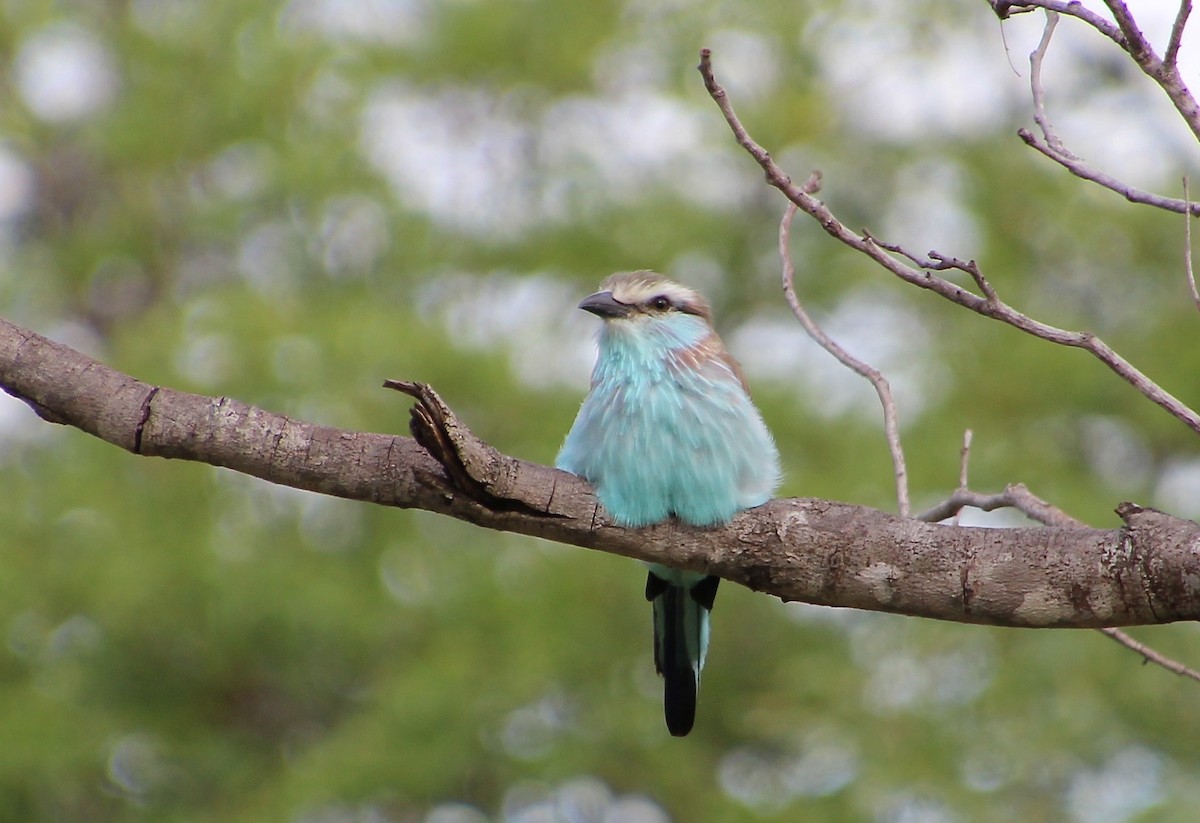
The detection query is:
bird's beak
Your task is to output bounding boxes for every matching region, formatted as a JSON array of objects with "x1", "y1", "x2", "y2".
[{"x1": 578, "y1": 290, "x2": 632, "y2": 319}]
